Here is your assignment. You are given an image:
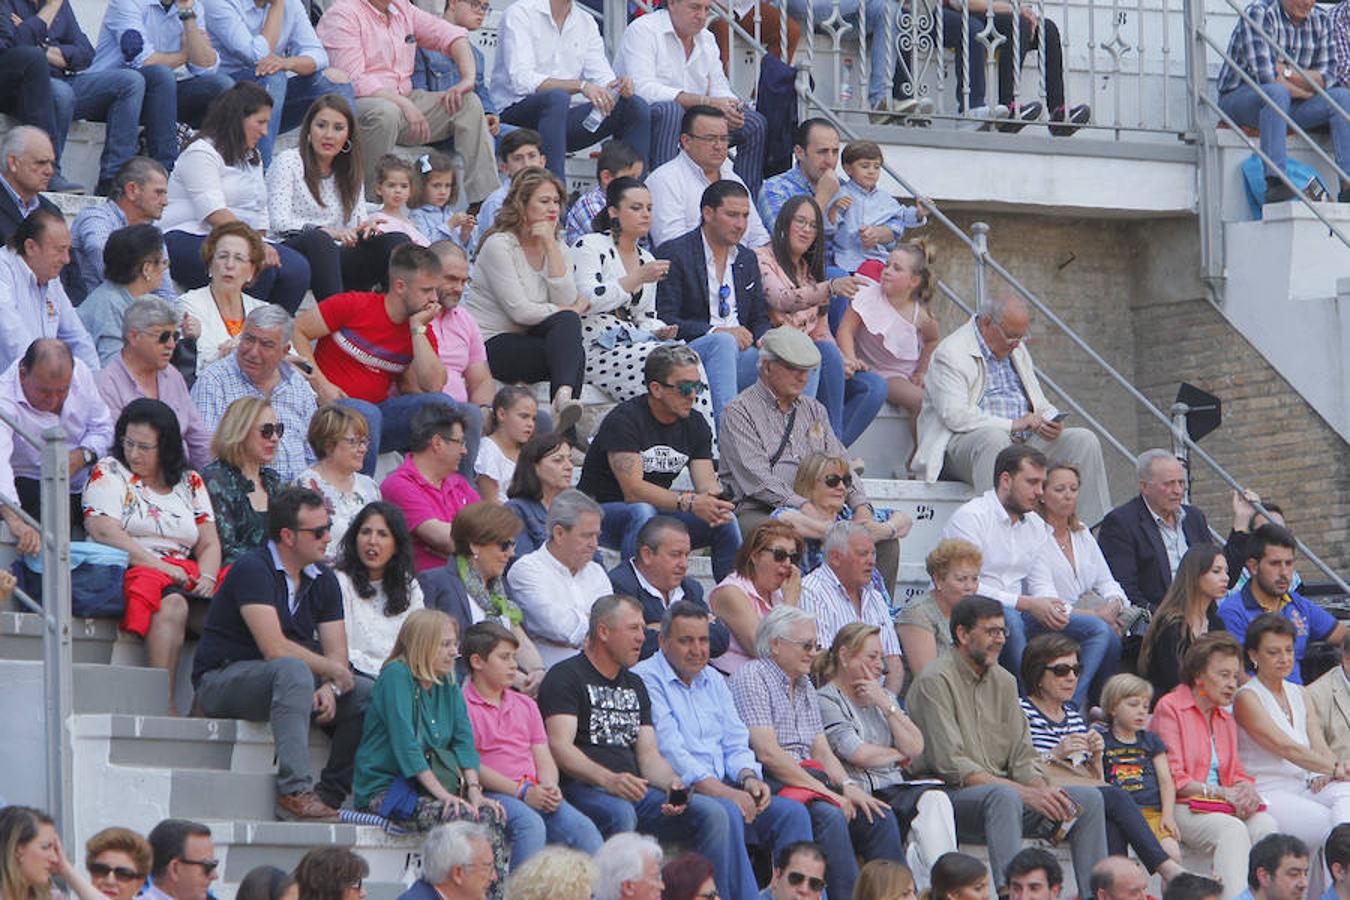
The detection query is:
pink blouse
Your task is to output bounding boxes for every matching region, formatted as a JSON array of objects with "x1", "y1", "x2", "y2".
[
  {"x1": 754, "y1": 246, "x2": 833, "y2": 341},
  {"x1": 711, "y1": 571, "x2": 785, "y2": 676}
]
